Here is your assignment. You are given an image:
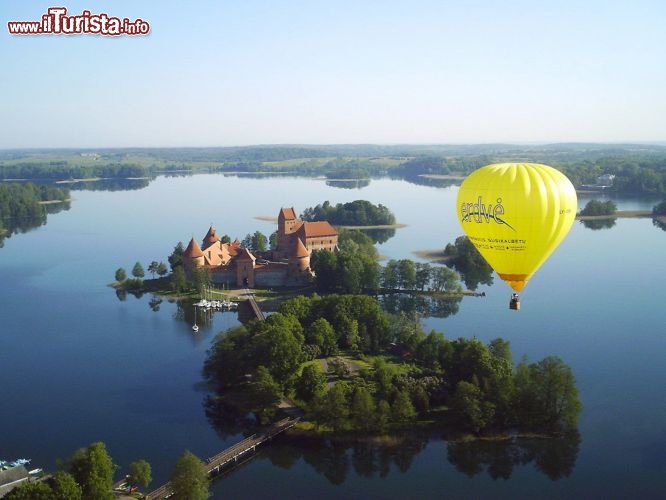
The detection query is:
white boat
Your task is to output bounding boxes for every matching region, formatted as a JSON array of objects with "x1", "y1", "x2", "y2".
[{"x1": 192, "y1": 306, "x2": 199, "y2": 332}]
